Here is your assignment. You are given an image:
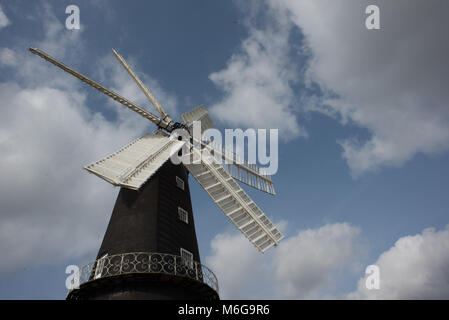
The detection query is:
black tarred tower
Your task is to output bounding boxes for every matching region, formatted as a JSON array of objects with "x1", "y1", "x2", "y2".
[{"x1": 67, "y1": 161, "x2": 219, "y2": 300}]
